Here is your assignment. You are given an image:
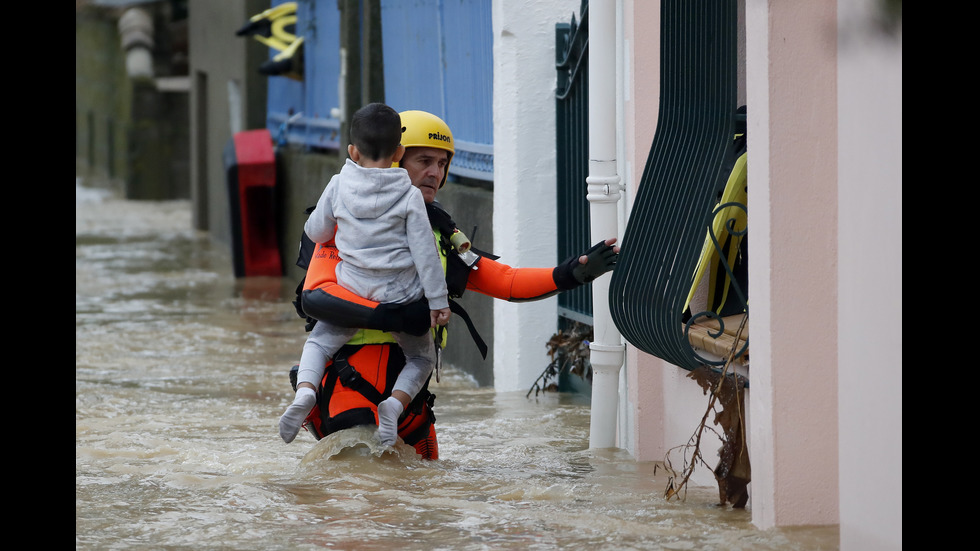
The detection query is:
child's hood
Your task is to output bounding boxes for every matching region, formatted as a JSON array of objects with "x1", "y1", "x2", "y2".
[{"x1": 339, "y1": 159, "x2": 414, "y2": 219}]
